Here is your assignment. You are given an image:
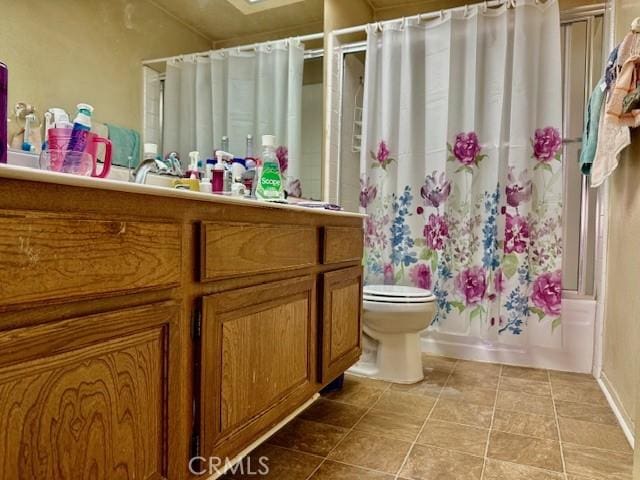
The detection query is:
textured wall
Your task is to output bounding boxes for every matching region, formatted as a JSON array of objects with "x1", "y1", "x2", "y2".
[
  {"x1": 601, "y1": 1, "x2": 640, "y2": 463},
  {"x1": 0, "y1": 0, "x2": 210, "y2": 131}
]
